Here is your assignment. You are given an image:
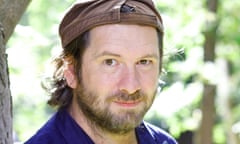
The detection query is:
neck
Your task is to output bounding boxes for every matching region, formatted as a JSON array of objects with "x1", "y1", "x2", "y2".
[{"x1": 68, "y1": 101, "x2": 138, "y2": 144}]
